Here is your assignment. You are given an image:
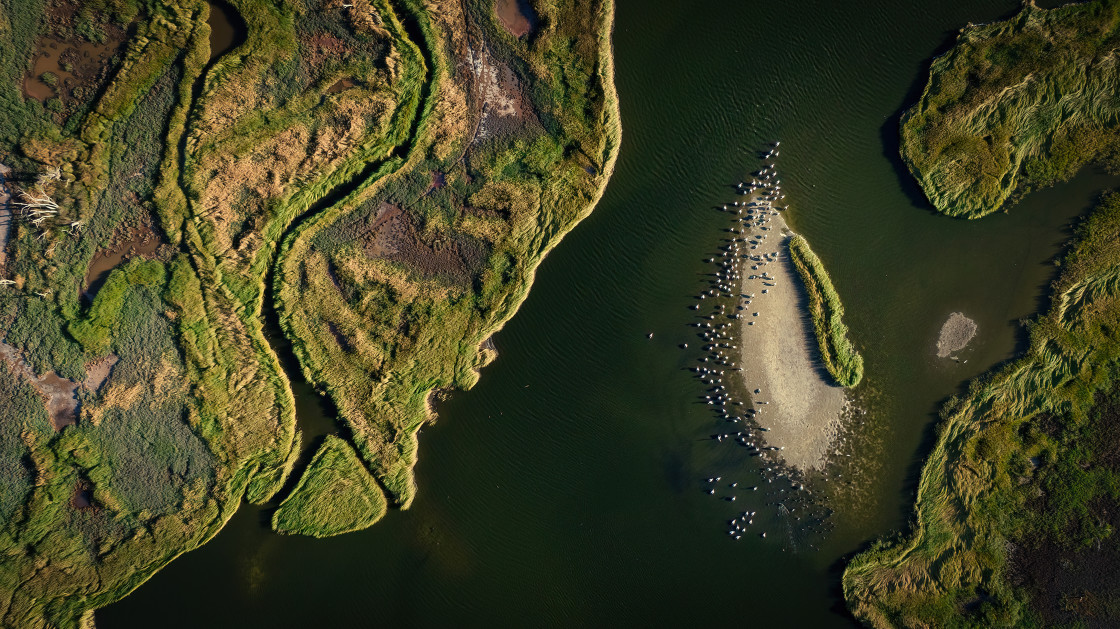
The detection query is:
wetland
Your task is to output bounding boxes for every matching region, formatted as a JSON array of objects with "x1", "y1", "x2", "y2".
[
  {"x1": 0, "y1": 0, "x2": 1117, "y2": 626},
  {"x1": 102, "y1": 0, "x2": 1117, "y2": 626}
]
